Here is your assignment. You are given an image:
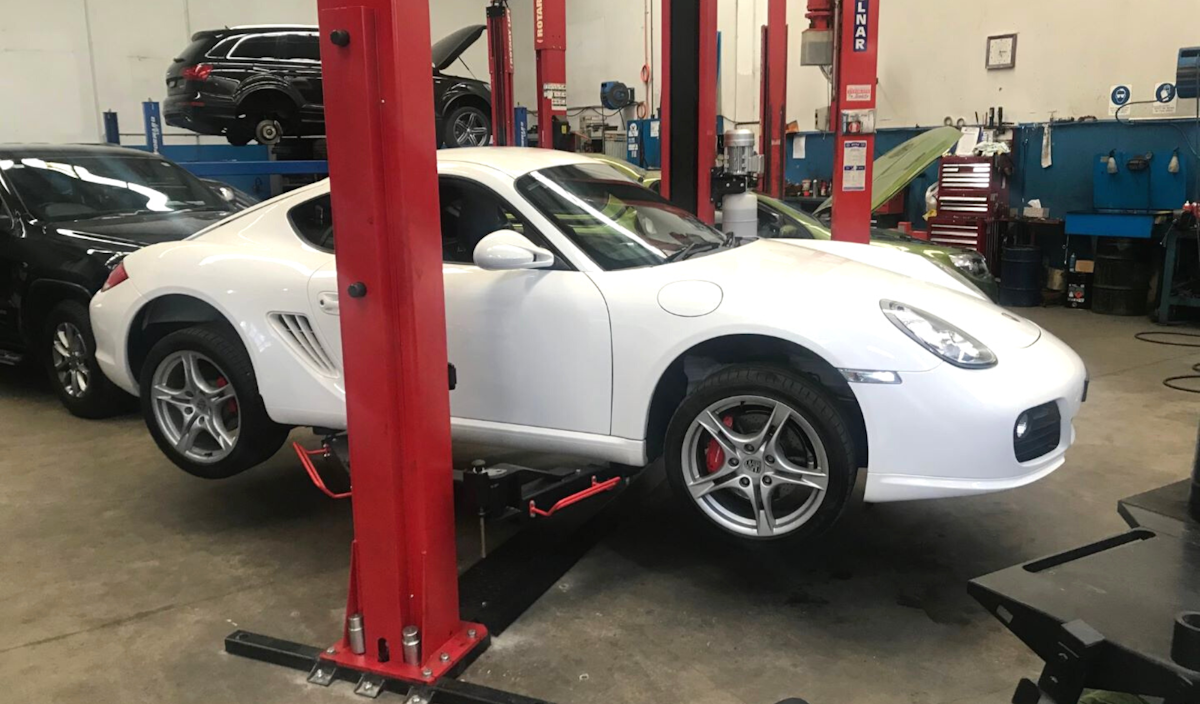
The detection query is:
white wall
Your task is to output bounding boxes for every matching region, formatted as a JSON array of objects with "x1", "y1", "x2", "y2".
[
  {"x1": 786, "y1": 0, "x2": 1199, "y2": 129},
  {"x1": 1, "y1": 0, "x2": 1192, "y2": 144},
  {"x1": 524, "y1": 0, "x2": 1194, "y2": 133},
  {"x1": 0, "y1": 0, "x2": 493, "y2": 144}
]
